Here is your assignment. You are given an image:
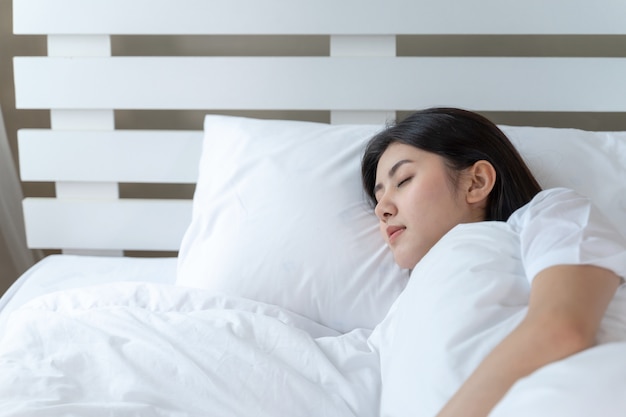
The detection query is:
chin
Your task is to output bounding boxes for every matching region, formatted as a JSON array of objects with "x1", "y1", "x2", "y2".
[{"x1": 392, "y1": 243, "x2": 431, "y2": 270}]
